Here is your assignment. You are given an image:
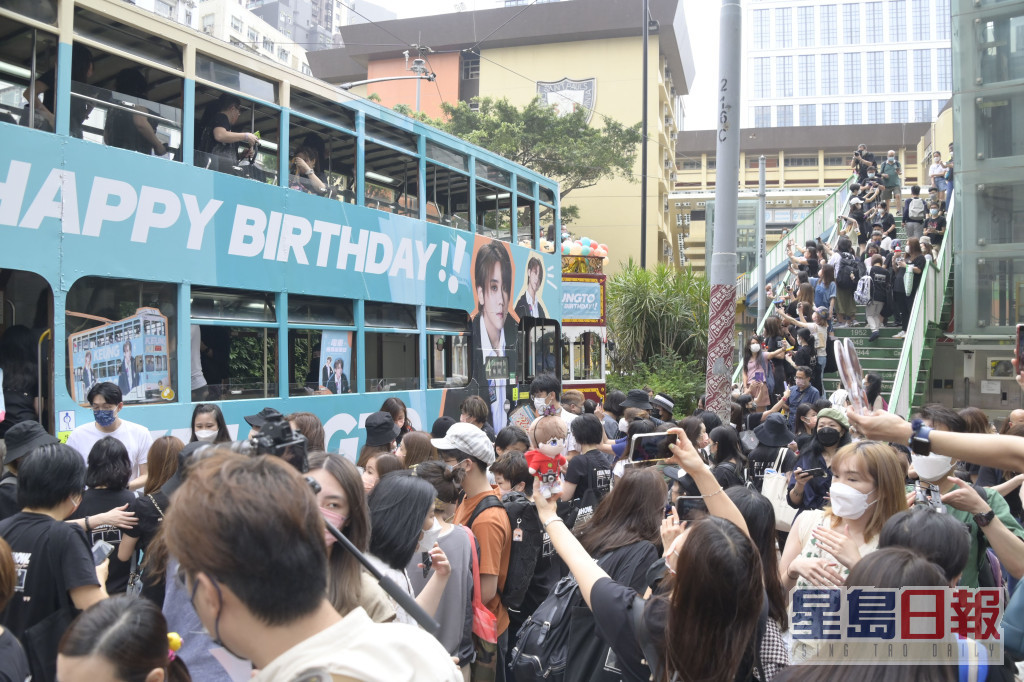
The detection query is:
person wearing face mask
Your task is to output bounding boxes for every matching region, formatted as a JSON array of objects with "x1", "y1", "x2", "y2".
[
  {"x1": 188, "y1": 403, "x2": 231, "y2": 444},
  {"x1": 879, "y1": 149, "x2": 902, "y2": 211},
  {"x1": 906, "y1": 429, "x2": 1024, "y2": 588},
  {"x1": 527, "y1": 373, "x2": 580, "y2": 459},
  {"x1": 741, "y1": 336, "x2": 771, "y2": 412},
  {"x1": 787, "y1": 408, "x2": 852, "y2": 515},
  {"x1": 781, "y1": 440, "x2": 908, "y2": 594},
  {"x1": 67, "y1": 382, "x2": 153, "y2": 491},
  {"x1": 783, "y1": 366, "x2": 821, "y2": 433},
  {"x1": 924, "y1": 202, "x2": 946, "y2": 248},
  {"x1": 0, "y1": 443, "x2": 109, "y2": 682},
  {"x1": 929, "y1": 152, "x2": 948, "y2": 203}
]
